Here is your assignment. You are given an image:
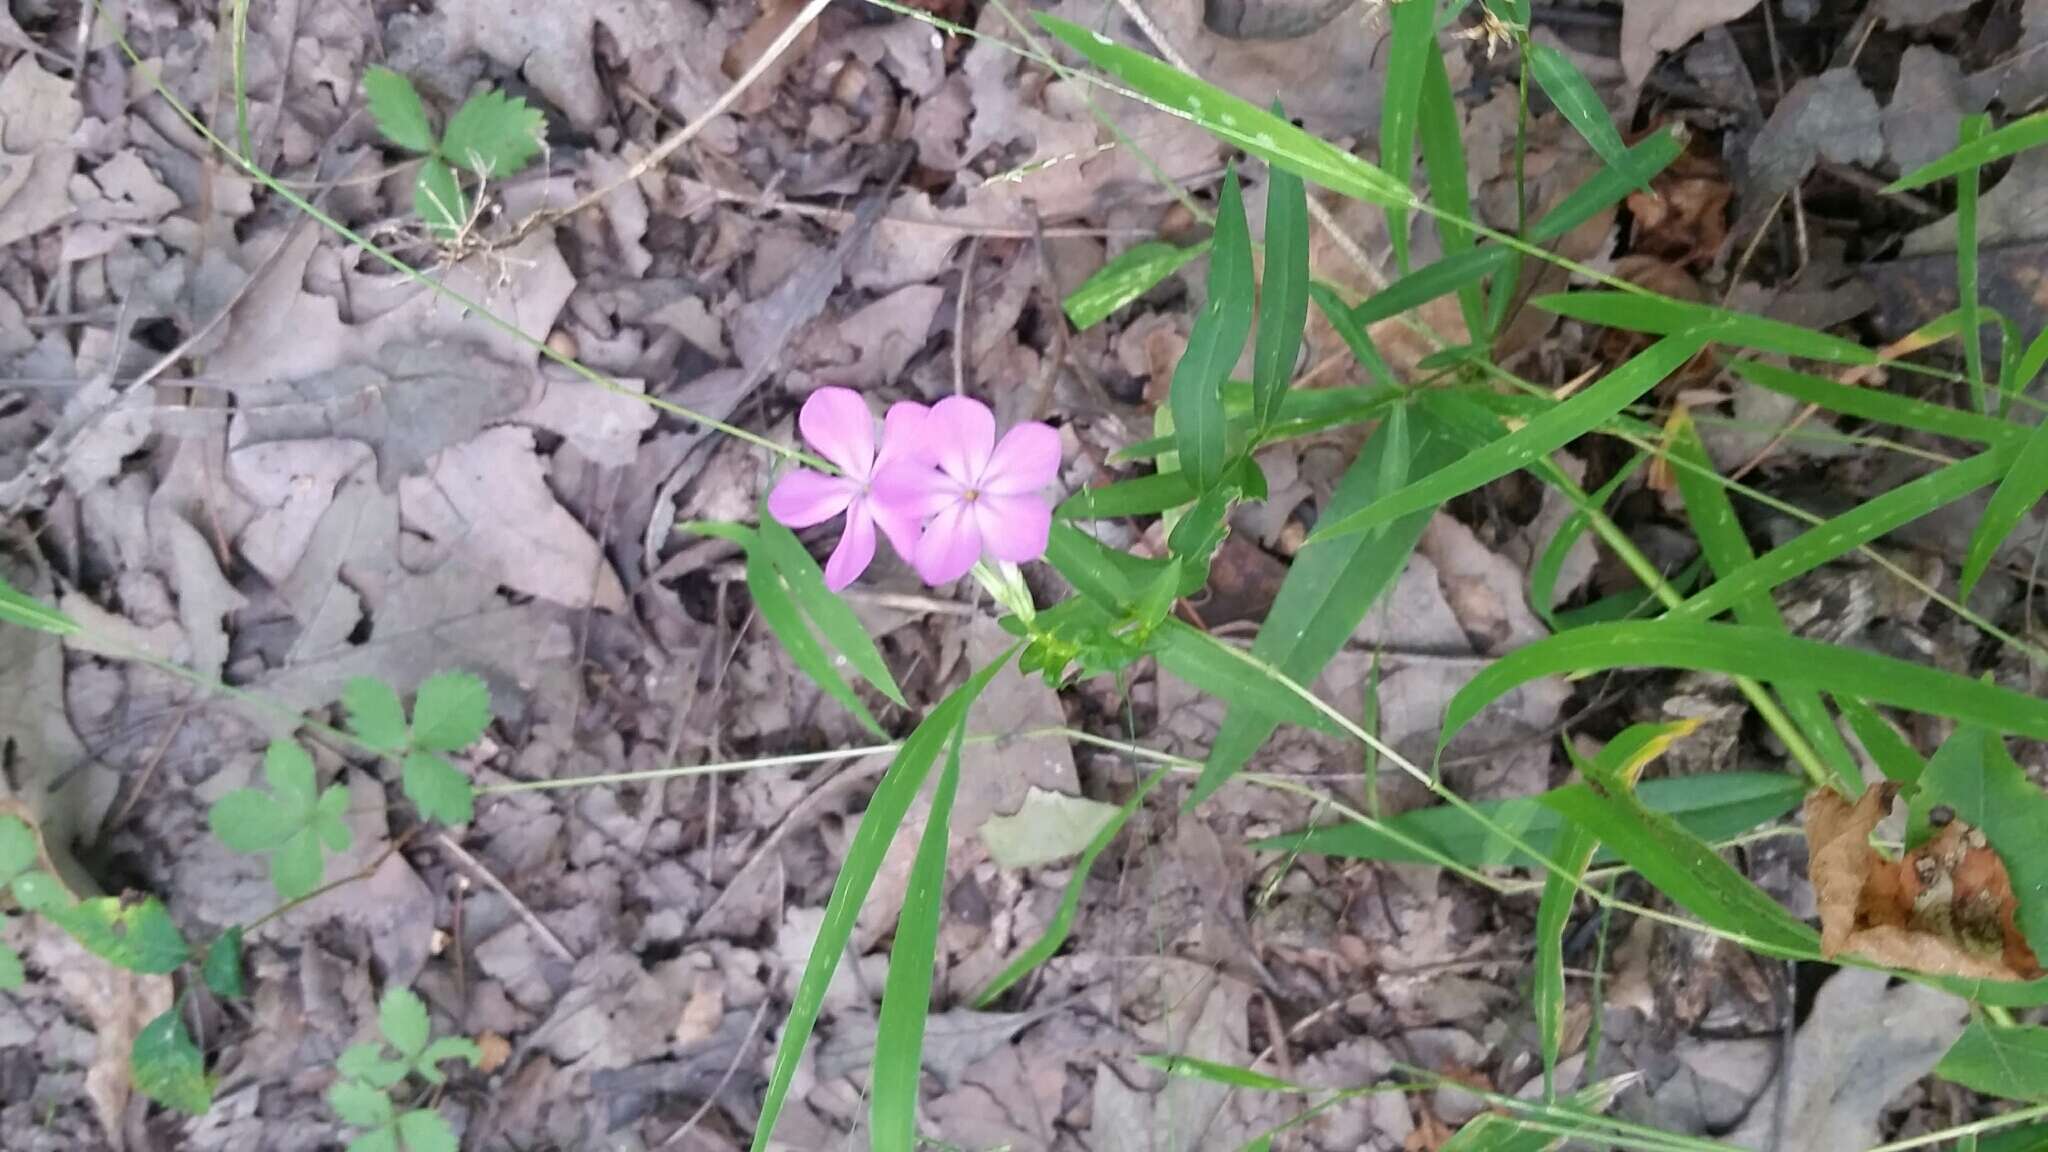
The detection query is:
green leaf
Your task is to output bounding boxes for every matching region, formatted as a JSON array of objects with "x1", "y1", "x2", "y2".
[
  {"x1": 1039, "y1": 15, "x2": 1410, "y2": 209},
  {"x1": 1311, "y1": 282, "x2": 1398, "y2": 386},
  {"x1": 745, "y1": 550, "x2": 883, "y2": 736},
  {"x1": 395, "y1": 1109, "x2": 458, "y2": 1152},
  {"x1": 132, "y1": 1005, "x2": 214, "y2": 1115},
  {"x1": 263, "y1": 738, "x2": 319, "y2": 812},
  {"x1": 0, "y1": 941, "x2": 22, "y2": 990},
  {"x1": 401, "y1": 752, "x2": 474, "y2": 826},
  {"x1": 1380, "y1": 0, "x2": 1432, "y2": 272},
  {"x1": 1838, "y1": 697, "x2": 1925, "y2": 785},
  {"x1": 413, "y1": 159, "x2": 468, "y2": 236},
  {"x1": 362, "y1": 67, "x2": 437, "y2": 155},
  {"x1": 47, "y1": 896, "x2": 190, "y2": 974},
  {"x1": 0, "y1": 814, "x2": 37, "y2": 881},
  {"x1": 750, "y1": 655, "x2": 1011, "y2": 1152},
  {"x1": 1443, "y1": 623, "x2": 2048, "y2": 754},
  {"x1": 1728, "y1": 359, "x2": 2022, "y2": 447},
  {"x1": 347, "y1": 1131, "x2": 400, "y2": 1152},
  {"x1": 1252, "y1": 163, "x2": 1310, "y2": 432},
  {"x1": 1532, "y1": 454, "x2": 1643, "y2": 625},
  {"x1": 330, "y1": 1078, "x2": 397, "y2": 1129},
  {"x1": 1063, "y1": 240, "x2": 1206, "y2": 330},
  {"x1": 1535, "y1": 292, "x2": 1879, "y2": 365},
  {"x1": 1540, "y1": 782, "x2": 1818, "y2": 958},
  {"x1": 1258, "y1": 770, "x2": 1804, "y2": 868},
  {"x1": 410, "y1": 671, "x2": 491, "y2": 752},
  {"x1": 979, "y1": 788, "x2": 1122, "y2": 869},
  {"x1": 380, "y1": 987, "x2": 431, "y2": 1059},
  {"x1": 1173, "y1": 165, "x2": 1255, "y2": 491},
  {"x1": 344, "y1": 678, "x2": 410, "y2": 753},
  {"x1": 1962, "y1": 418, "x2": 2048, "y2": 599},
  {"x1": 415, "y1": 1036, "x2": 482, "y2": 1084},
  {"x1": 1525, "y1": 42, "x2": 1636, "y2": 190},
  {"x1": 1153, "y1": 621, "x2": 1342, "y2": 736},
  {"x1": 270, "y1": 830, "x2": 325, "y2": 902},
  {"x1": 871, "y1": 726, "x2": 965, "y2": 1151},
  {"x1": 1919, "y1": 729, "x2": 2048, "y2": 958},
  {"x1": 1139, "y1": 1052, "x2": 1310, "y2": 1092},
  {"x1": 974, "y1": 764, "x2": 1168, "y2": 1006},
  {"x1": 1958, "y1": 115, "x2": 1990, "y2": 408},
  {"x1": 208, "y1": 789, "x2": 297, "y2": 854},
  {"x1": 1312, "y1": 332, "x2": 1708, "y2": 541},
  {"x1": 11, "y1": 870, "x2": 64, "y2": 912},
  {"x1": 1938, "y1": 1019, "x2": 2048, "y2": 1101},
  {"x1": 203, "y1": 928, "x2": 245, "y2": 1000},
  {"x1": 314, "y1": 786, "x2": 354, "y2": 853},
  {"x1": 439, "y1": 88, "x2": 546, "y2": 178},
  {"x1": 1056, "y1": 471, "x2": 1199, "y2": 520},
  {"x1": 1535, "y1": 820, "x2": 1596, "y2": 1102},
  {"x1": 753, "y1": 517, "x2": 906, "y2": 707},
  {"x1": 0, "y1": 575, "x2": 78, "y2": 636},
  {"x1": 1418, "y1": 41, "x2": 1484, "y2": 338},
  {"x1": 339, "y1": 1043, "x2": 410, "y2": 1089},
  {"x1": 1888, "y1": 108, "x2": 2048, "y2": 192},
  {"x1": 1981, "y1": 1123, "x2": 2048, "y2": 1152}
]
